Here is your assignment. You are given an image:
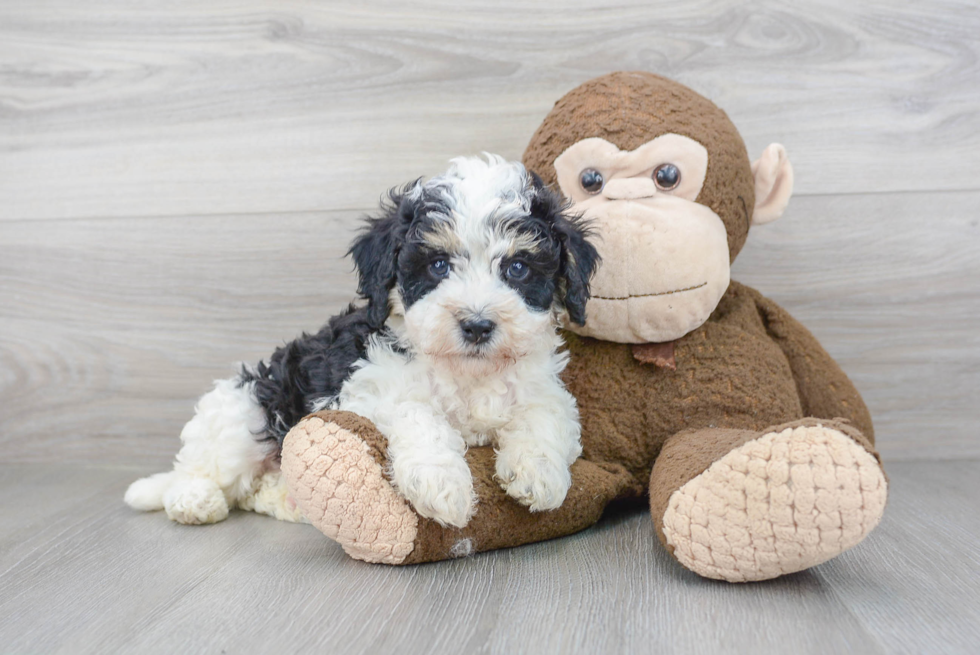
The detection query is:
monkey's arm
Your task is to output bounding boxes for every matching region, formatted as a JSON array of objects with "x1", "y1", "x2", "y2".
[{"x1": 750, "y1": 290, "x2": 875, "y2": 442}]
